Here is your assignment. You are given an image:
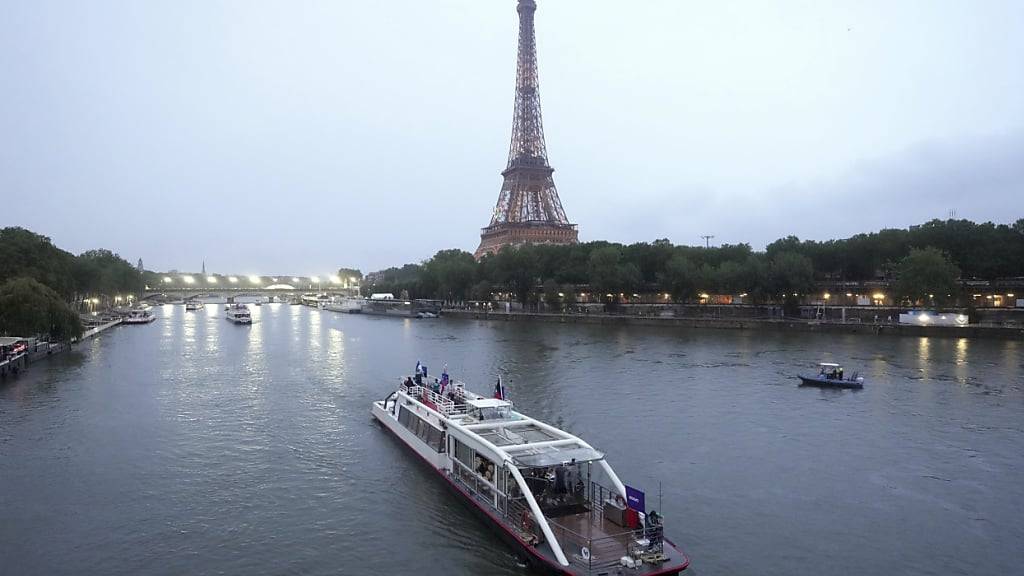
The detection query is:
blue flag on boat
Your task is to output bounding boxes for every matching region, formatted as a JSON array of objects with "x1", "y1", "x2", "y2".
[{"x1": 625, "y1": 485, "x2": 646, "y2": 512}]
